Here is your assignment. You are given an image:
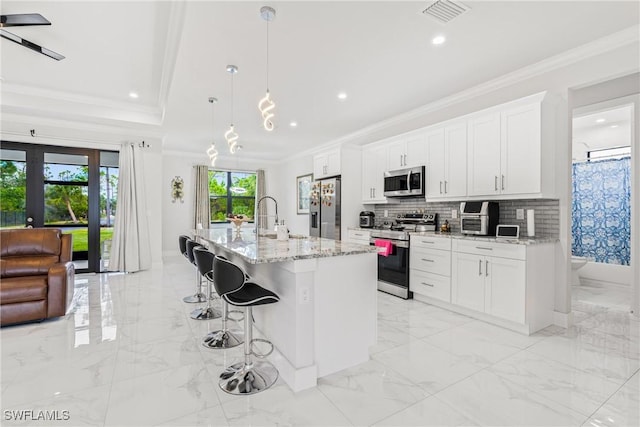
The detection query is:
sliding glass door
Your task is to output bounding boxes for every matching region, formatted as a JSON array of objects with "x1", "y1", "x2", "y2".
[{"x1": 0, "y1": 142, "x2": 118, "y2": 273}]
